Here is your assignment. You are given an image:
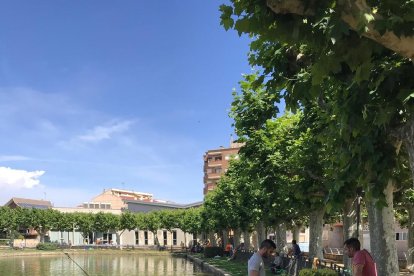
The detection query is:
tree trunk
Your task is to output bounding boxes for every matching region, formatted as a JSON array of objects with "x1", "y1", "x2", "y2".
[
  {"x1": 243, "y1": 230, "x2": 251, "y2": 250},
  {"x1": 116, "y1": 231, "x2": 122, "y2": 250},
  {"x1": 153, "y1": 231, "x2": 159, "y2": 246},
  {"x1": 256, "y1": 221, "x2": 266, "y2": 249},
  {"x1": 407, "y1": 206, "x2": 414, "y2": 271},
  {"x1": 233, "y1": 229, "x2": 241, "y2": 248},
  {"x1": 222, "y1": 230, "x2": 229, "y2": 248},
  {"x1": 402, "y1": 115, "x2": 414, "y2": 271},
  {"x1": 275, "y1": 222, "x2": 287, "y2": 253},
  {"x1": 366, "y1": 180, "x2": 399, "y2": 276},
  {"x1": 308, "y1": 208, "x2": 325, "y2": 260},
  {"x1": 9, "y1": 229, "x2": 14, "y2": 249},
  {"x1": 292, "y1": 224, "x2": 300, "y2": 242},
  {"x1": 184, "y1": 232, "x2": 187, "y2": 252},
  {"x1": 343, "y1": 198, "x2": 358, "y2": 269},
  {"x1": 208, "y1": 231, "x2": 217, "y2": 246}
]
